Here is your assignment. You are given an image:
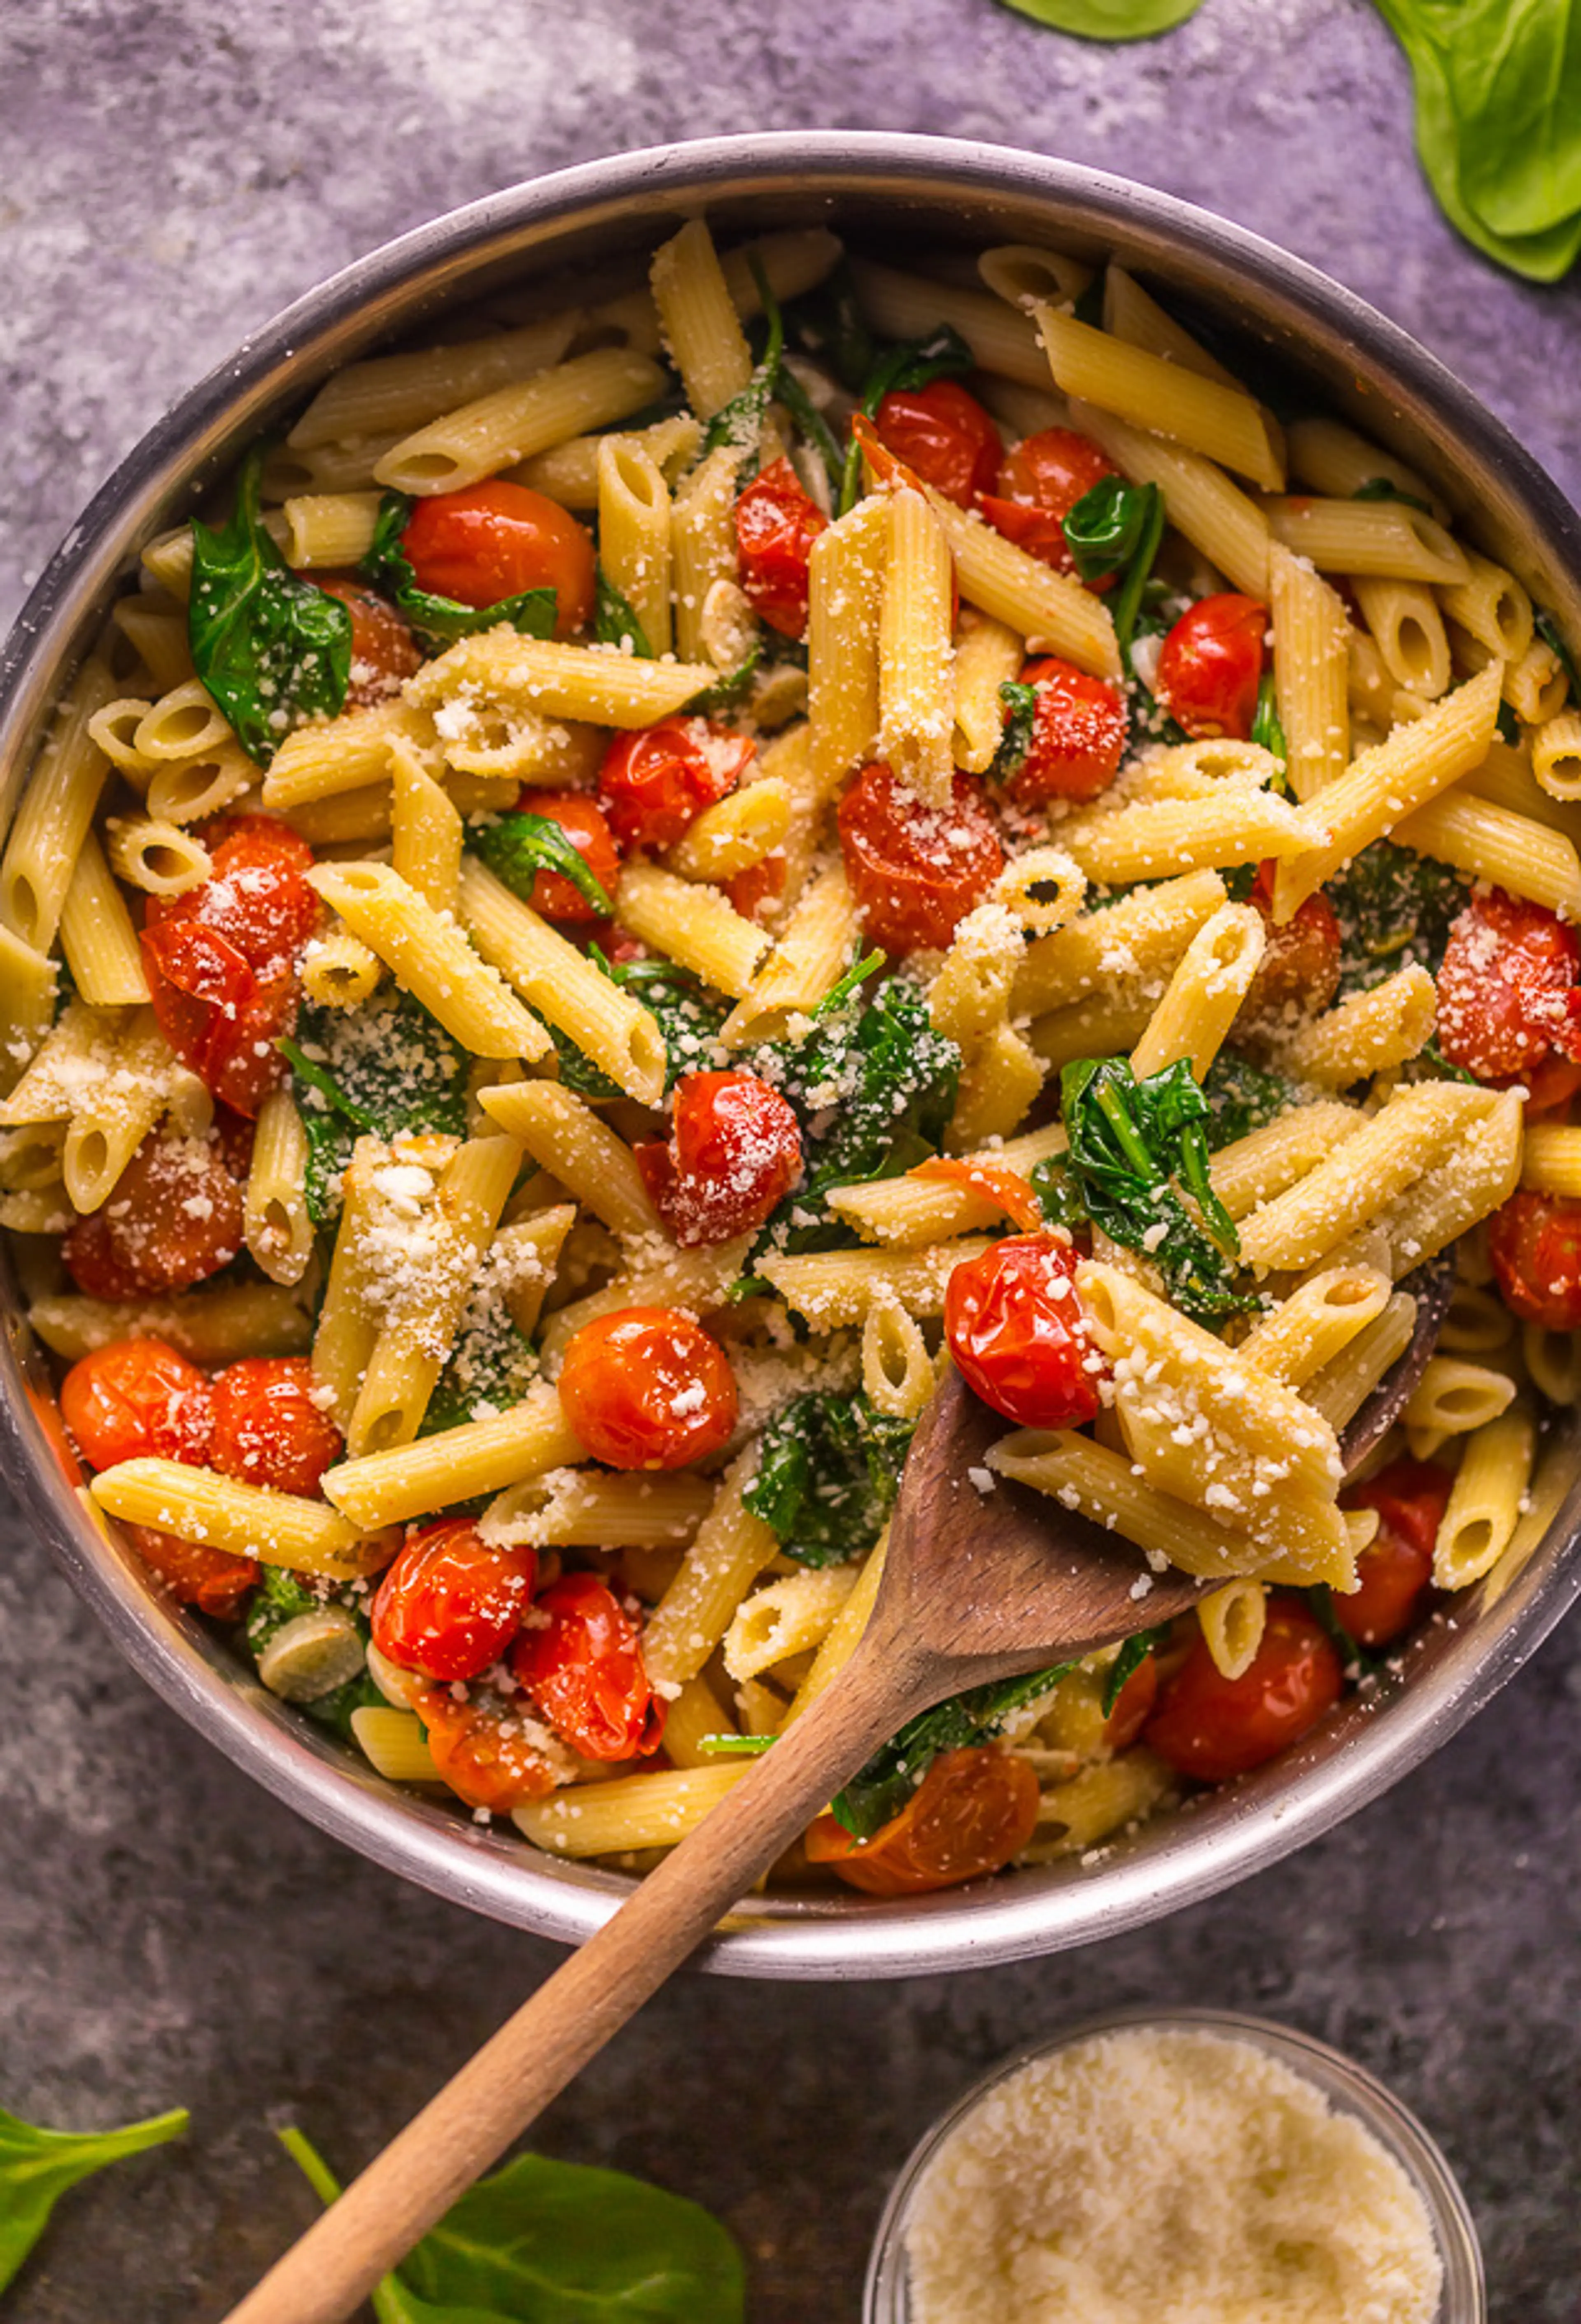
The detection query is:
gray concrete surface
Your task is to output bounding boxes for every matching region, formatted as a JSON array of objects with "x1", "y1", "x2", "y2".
[{"x1": 2, "y1": 0, "x2": 1579, "y2": 2316}]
